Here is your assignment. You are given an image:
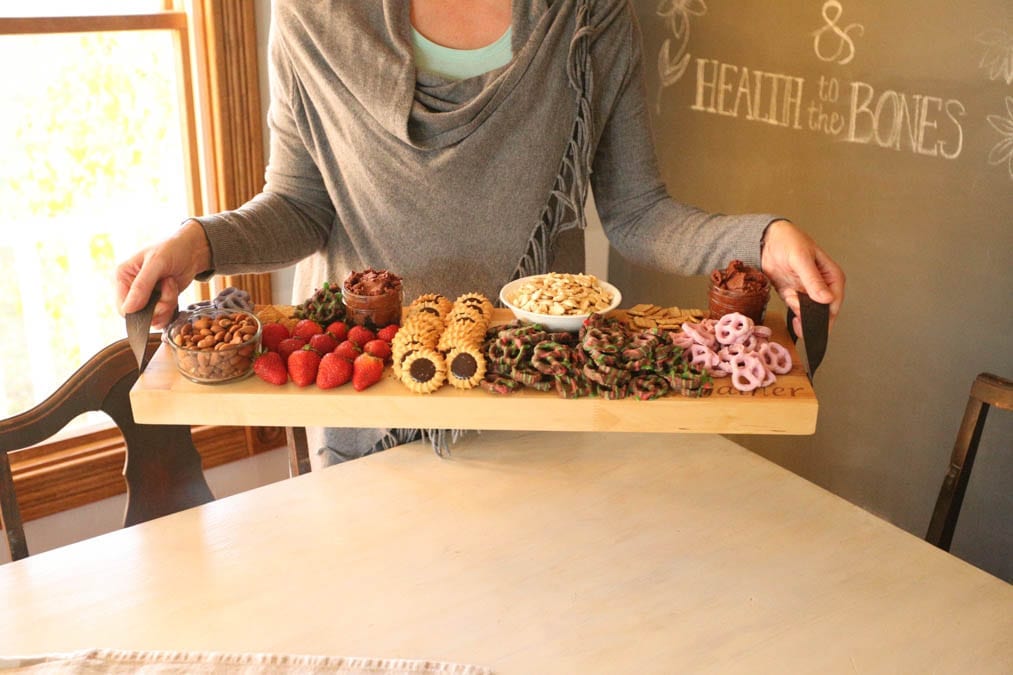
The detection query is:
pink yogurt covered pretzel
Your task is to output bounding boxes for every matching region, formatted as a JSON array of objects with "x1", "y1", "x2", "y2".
[
  {"x1": 714, "y1": 312, "x2": 754, "y2": 345},
  {"x1": 759, "y1": 341, "x2": 793, "y2": 375},
  {"x1": 681, "y1": 320, "x2": 715, "y2": 347},
  {"x1": 731, "y1": 354, "x2": 768, "y2": 392},
  {"x1": 688, "y1": 343, "x2": 721, "y2": 374}
]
